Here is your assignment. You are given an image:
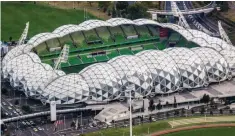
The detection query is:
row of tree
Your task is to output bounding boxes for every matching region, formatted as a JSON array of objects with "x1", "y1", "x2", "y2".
[
  {"x1": 149, "y1": 96, "x2": 177, "y2": 111},
  {"x1": 98, "y1": 2, "x2": 150, "y2": 19}
]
